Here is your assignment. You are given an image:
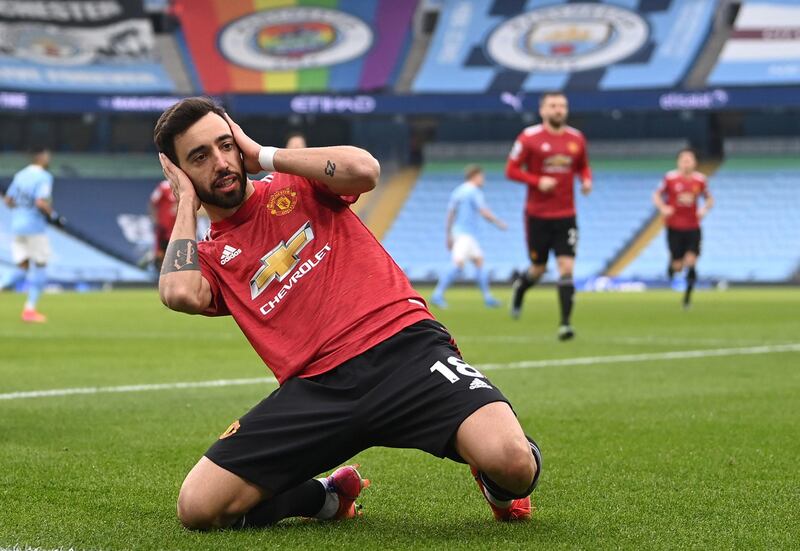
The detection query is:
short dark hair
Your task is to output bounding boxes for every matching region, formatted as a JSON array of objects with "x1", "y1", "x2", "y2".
[
  {"x1": 30, "y1": 146, "x2": 49, "y2": 156},
  {"x1": 464, "y1": 163, "x2": 483, "y2": 180},
  {"x1": 677, "y1": 147, "x2": 697, "y2": 159},
  {"x1": 154, "y1": 97, "x2": 226, "y2": 166},
  {"x1": 539, "y1": 91, "x2": 566, "y2": 105}
]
